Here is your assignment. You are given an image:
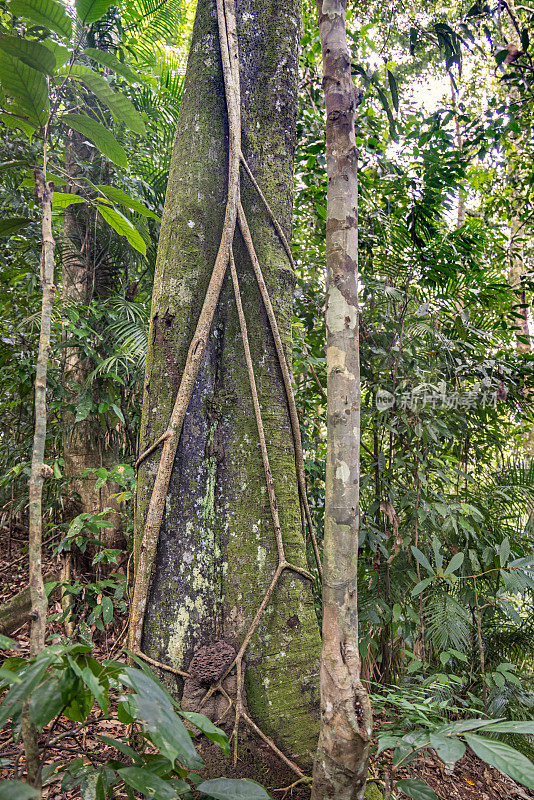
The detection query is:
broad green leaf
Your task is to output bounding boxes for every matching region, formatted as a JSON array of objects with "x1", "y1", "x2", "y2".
[
  {"x1": 101, "y1": 595, "x2": 113, "y2": 626},
  {"x1": 60, "y1": 113, "x2": 128, "y2": 168},
  {"x1": 0, "y1": 35, "x2": 56, "y2": 76},
  {"x1": 0, "y1": 655, "x2": 54, "y2": 728},
  {"x1": 438, "y1": 718, "x2": 503, "y2": 735},
  {"x1": 67, "y1": 65, "x2": 145, "y2": 134},
  {"x1": 396, "y1": 778, "x2": 437, "y2": 800},
  {"x1": 81, "y1": 666, "x2": 108, "y2": 715},
  {"x1": 411, "y1": 546, "x2": 434, "y2": 575},
  {"x1": 97, "y1": 734, "x2": 142, "y2": 764},
  {"x1": 97, "y1": 204, "x2": 146, "y2": 256},
  {"x1": 431, "y1": 537, "x2": 443, "y2": 570},
  {"x1": 118, "y1": 768, "x2": 178, "y2": 799},
  {"x1": 95, "y1": 185, "x2": 159, "y2": 220},
  {"x1": 0, "y1": 781, "x2": 39, "y2": 800},
  {"x1": 411, "y1": 577, "x2": 433, "y2": 597},
  {"x1": 377, "y1": 734, "x2": 402, "y2": 754},
  {"x1": 63, "y1": 677, "x2": 94, "y2": 722},
  {"x1": 83, "y1": 48, "x2": 140, "y2": 84},
  {"x1": 121, "y1": 667, "x2": 202, "y2": 768},
  {"x1": 479, "y1": 721, "x2": 534, "y2": 734},
  {"x1": 75, "y1": 393, "x2": 93, "y2": 423},
  {"x1": 464, "y1": 733, "x2": 534, "y2": 789},
  {"x1": 53, "y1": 192, "x2": 87, "y2": 209},
  {"x1": 197, "y1": 778, "x2": 271, "y2": 800},
  {"x1": 43, "y1": 40, "x2": 69, "y2": 68},
  {"x1": 499, "y1": 537, "x2": 510, "y2": 567},
  {"x1": 444, "y1": 552, "x2": 464, "y2": 576},
  {"x1": 0, "y1": 216, "x2": 30, "y2": 236},
  {"x1": 393, "y1": 743, "x2": 418, "y2": 767},
  {"x1": 9, "y1": 0, "x2": 72, "y2": 39},
  {"x1": 76, "y1": 0, "x2": 116, "y2": 24},
  {"x1": 180, "y1": 711, "x2": 229, "y2": 754},
  {"x1": 0, "y1": 54, "x2": 49, "y2": 126},
  {"x1": 0, "y1": 112, "x2": 35, "y2": 136},
  {"x1": 0, "y1": 634, "x2": 17, "y2": 648},
  {"x1": 429, "y1": 733, "x2": 465, "y2": 764},
  {"x1": 29, "y1": 675, "x2": 63, "y2": 730}
]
